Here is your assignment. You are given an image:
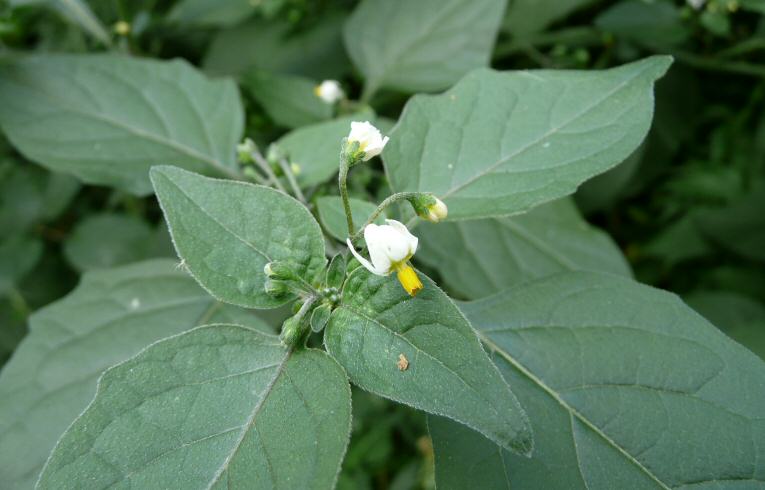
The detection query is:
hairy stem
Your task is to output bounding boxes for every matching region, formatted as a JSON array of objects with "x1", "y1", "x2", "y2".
[
  {"x1": 350, "y1": 192, "x2": 421, "y2": 242},
  {"x1": 338, "y1": 158, "x2": 355, "y2": 237},
  {"x1": 277, "y1": 157, "x2": 307, "y2": 204}
]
